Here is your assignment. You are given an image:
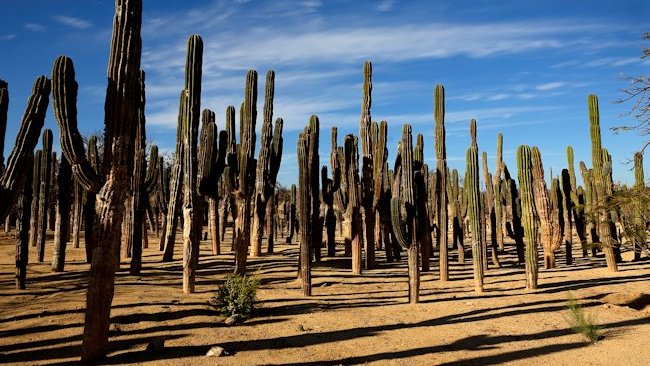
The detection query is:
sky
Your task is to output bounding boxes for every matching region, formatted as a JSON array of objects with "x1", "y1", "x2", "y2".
[{"x1": 1, "y1": 0, "x2": 648, "y2": 188}]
